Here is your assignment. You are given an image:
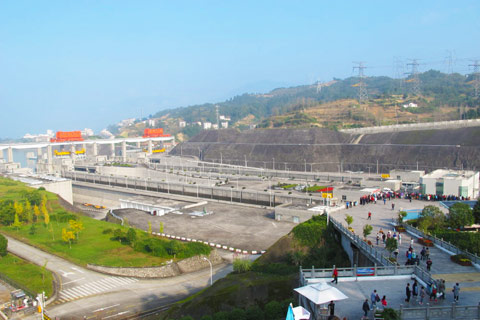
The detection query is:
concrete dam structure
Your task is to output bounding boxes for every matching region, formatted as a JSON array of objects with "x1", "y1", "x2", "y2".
[{"x1": 171, "y1": 125, "x2": 480, "y2": 173}]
